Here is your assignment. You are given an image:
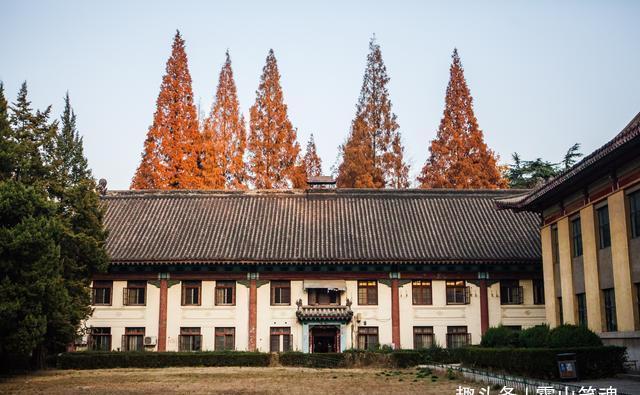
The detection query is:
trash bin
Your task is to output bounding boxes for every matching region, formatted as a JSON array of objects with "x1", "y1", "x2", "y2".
[{"x1": 557, "y1": 353, "x2": 578, "y2": 381}]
